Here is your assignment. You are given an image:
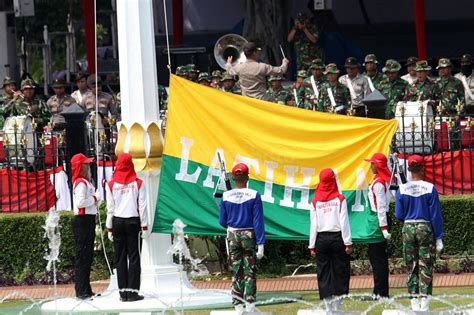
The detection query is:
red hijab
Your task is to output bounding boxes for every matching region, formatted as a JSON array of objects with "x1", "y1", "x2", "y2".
[
  {"x1": 71, "y1": 153, "x2": 94, "y2": 185},
  {"x1": 112, "y1": 153, "x2": 137, "y2": 185},
  {"x1": 365, "y1": 152, "x2": 391, "y2": 184},
  {"x1": 312, "y1": 168, "x2": 341, "y2": 204}
]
